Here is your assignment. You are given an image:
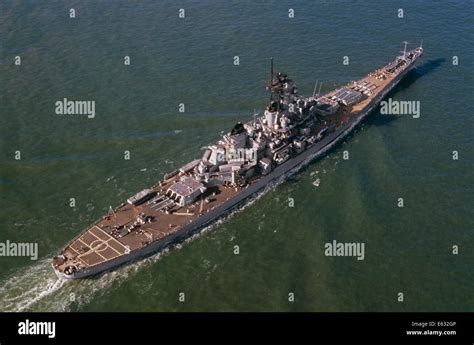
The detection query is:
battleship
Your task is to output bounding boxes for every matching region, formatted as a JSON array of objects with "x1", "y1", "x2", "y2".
[{"x1": 52, "y1": 43, "x2": 423, "y2": 279}]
